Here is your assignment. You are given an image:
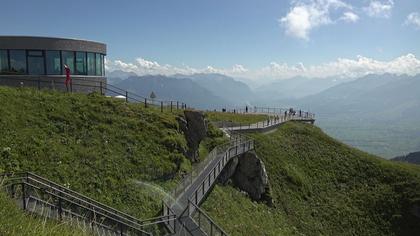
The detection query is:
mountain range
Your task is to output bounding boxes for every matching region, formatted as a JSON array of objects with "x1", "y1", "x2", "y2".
[{"x1": 106, "y1": 70, "x2": 420, "y2": 158}]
